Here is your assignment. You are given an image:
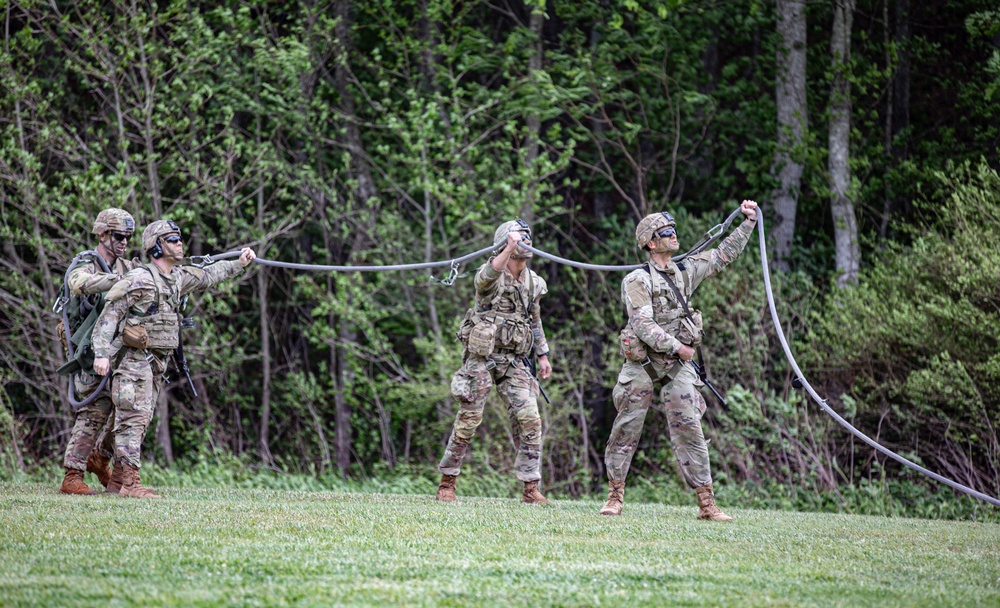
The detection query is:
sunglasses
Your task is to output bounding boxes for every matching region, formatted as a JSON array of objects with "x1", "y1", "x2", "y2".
[
  {"x1": 110, "y1": 232, "x2": 131, "y2": 242},
  {"x1": 656, "y1": 227, "x2": 676, "y2": 239},
  {"x1": 163, "y1": 235, "x2": 183, "y2": 244}
]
